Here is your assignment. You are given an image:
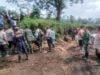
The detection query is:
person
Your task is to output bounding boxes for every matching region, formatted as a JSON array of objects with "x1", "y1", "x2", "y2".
[
  {"x1": 0, "y1": 15, "x2": 4, "y2": 27},
  {"x1": 71, "y1": 29, "x2": 75, "y2": 40},
  {"x1": 72, "y1": 29, "x2": 78, "y2": 40},
  {"x1": 34, "y1": 28, "x2": 44, "y2": 52},
  {"x1": 51, "y1": 28, "x2": 56, "y2": 48},
  {"x1": 75, "y1": 28, "x2": 79, "y2": 41},
  {"x1": 77, "y1": 27, "x2": 84, "y2": 50},
  {"x1": 20, "y1": 13, "x2": 24, "y2": 21},
  {"x1": 24, "y1": 26, "x2": 35, "y2": 53},
  {"x1": 68, "y1": 28, "x2": 72, "y2": 36},
  {"x1": 7, "y1": 17, "x2": 17, "y2": 28},
  {"x1": 82, "y1": 28, "x2": 90, "y2": 58},
  {"x1": 93, "y1": 27, "x2": 100, "y2": 60},
  {"x1": 14, "y1": 27, "x2": 28, "y2": 62},
  {"x1": 0, "y1": 27, "x2": 8, "y2": 61},
  {"x1": 46, "y1": 27, "x2": 55, "y2": 52},
  {"x1": 5, "y1": 26, "x2": 14, "y2": 55}
]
